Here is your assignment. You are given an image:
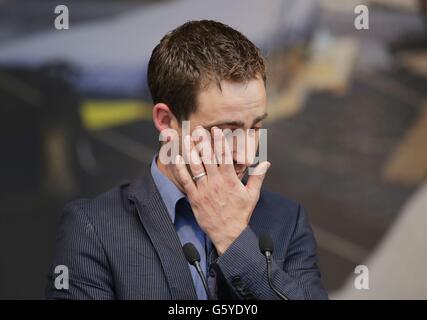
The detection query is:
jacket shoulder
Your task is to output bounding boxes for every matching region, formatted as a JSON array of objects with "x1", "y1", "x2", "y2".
[
  {"x1": 253, "y1": 188, "x2": 305, "y2": 237},
  {"x1": 258, "y1": 188, "x2": 301, "y2": 216},
  {"x1": 62, "y1": 182, "x2": 132, "y2": 225}
]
